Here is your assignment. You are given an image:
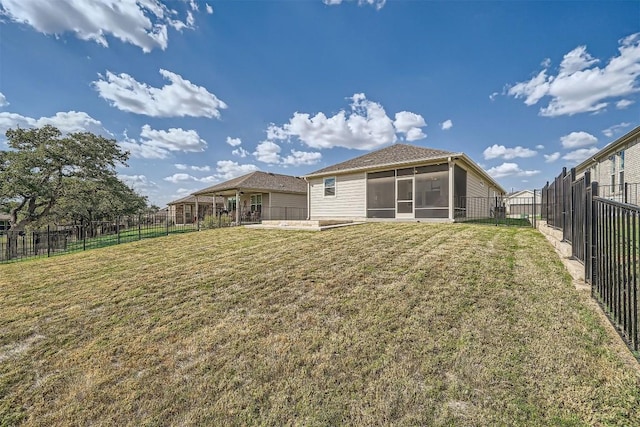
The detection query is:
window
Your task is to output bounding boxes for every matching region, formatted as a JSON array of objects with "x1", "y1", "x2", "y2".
[
  {"x1": 324, "y1": 177, "x2": 336, "y2": 197},
  {"x1": 250, "y1": 194, "x2": 262, "y2": 213},
  {"x1": 619, "y1": 151, "x2": 625, "y2": 193},
  {"x1": 610, "y1": 156, "x2": 616, "y2": 191}
]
